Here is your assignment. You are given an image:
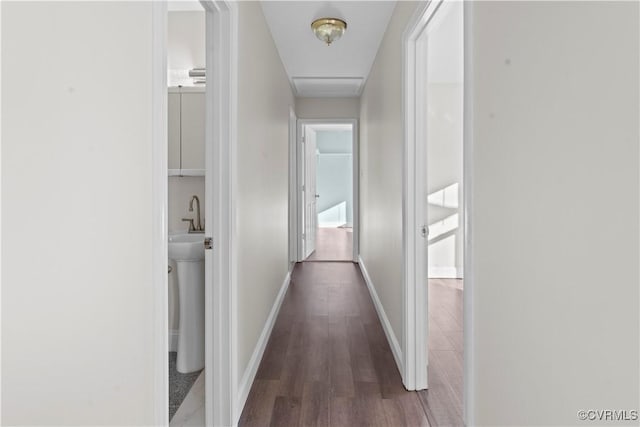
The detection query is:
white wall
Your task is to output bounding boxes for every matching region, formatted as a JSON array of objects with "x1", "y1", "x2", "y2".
[
  {"x1": 359, "y1": 1, "x2": 418, "y2": 353},
  {"x1": 168, "y1": 10, "x2": 205, "y2": 86},
  {"x1": 236, "y1": 0, "x2": 294, "y2": 405},
  {"x1": 426, "y1": 1, "x2": 463, "y2": 279},
  {"x1": 296, "y1": 97, "x2": 360, "y2": 119},
  {"x1": 2, "y1": 2, "x2": 156, "y2": 425},
  {"x1": 469, "y1": 1, "x2": 639, "y2": 425}
]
